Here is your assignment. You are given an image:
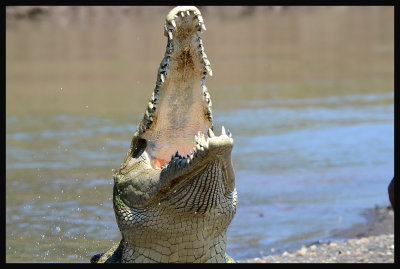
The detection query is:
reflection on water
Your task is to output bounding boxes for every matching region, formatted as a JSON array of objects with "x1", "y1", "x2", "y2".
[{"x1": 6, "y1": 6, "x2": 393, "y2": 262}]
